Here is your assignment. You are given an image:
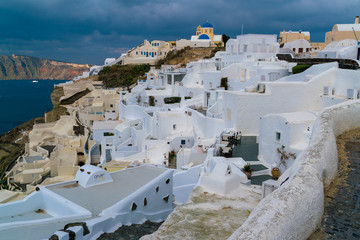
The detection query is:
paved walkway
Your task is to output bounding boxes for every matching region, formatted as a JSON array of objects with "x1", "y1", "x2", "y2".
[{"x1": 310, "y1": 131, "x2": 360, "y2": 239}]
